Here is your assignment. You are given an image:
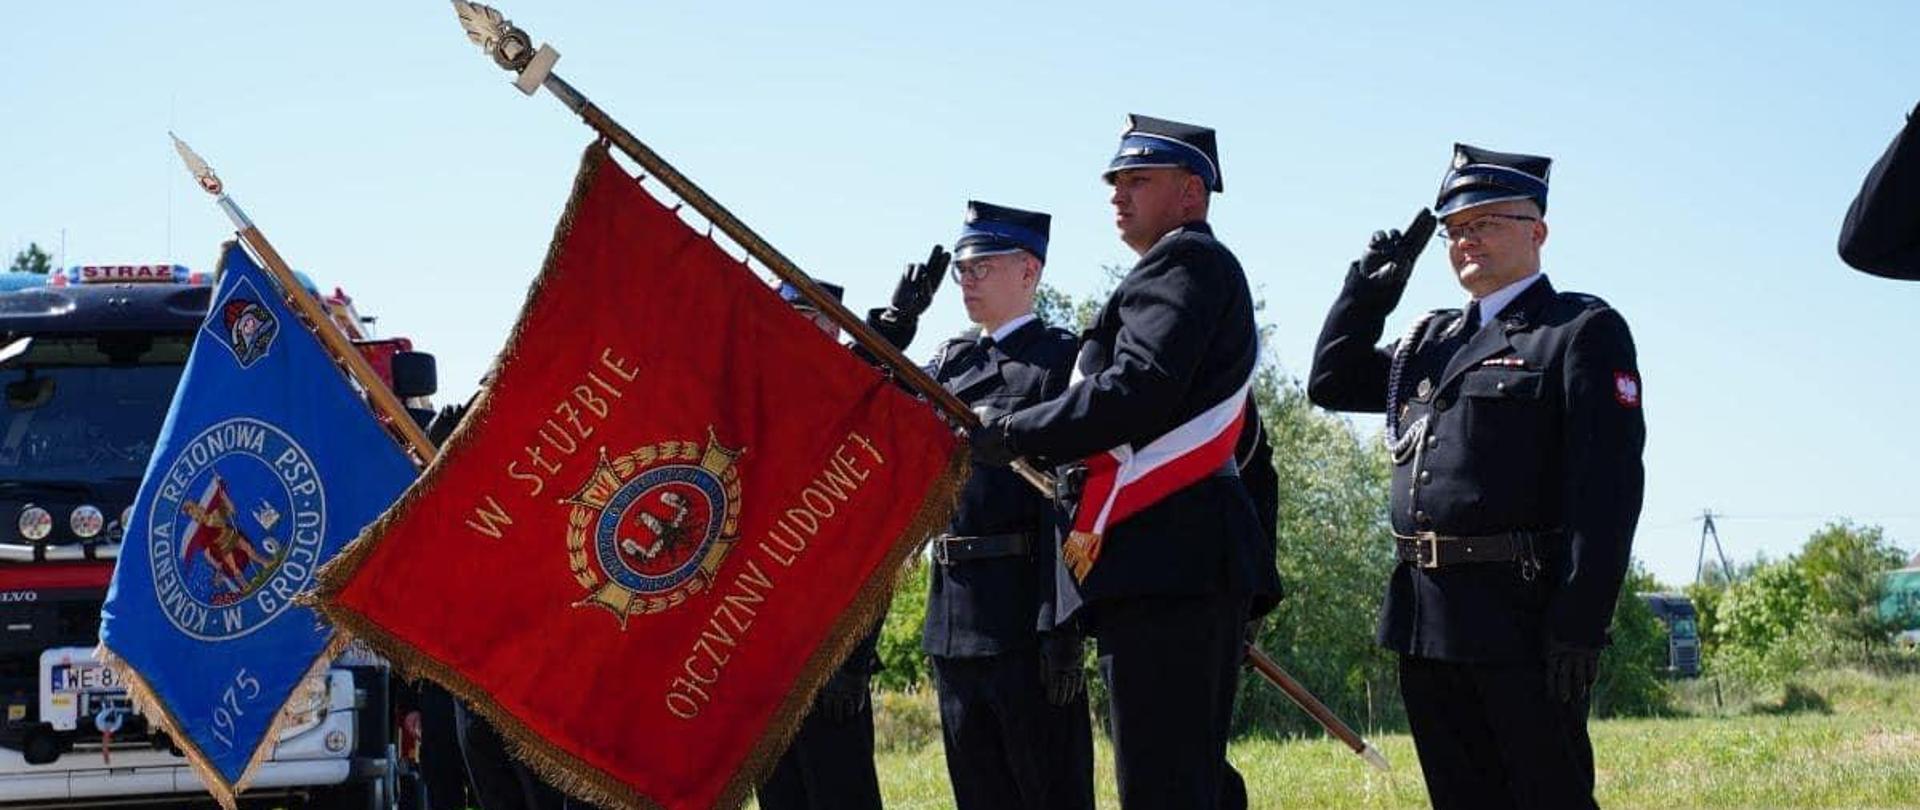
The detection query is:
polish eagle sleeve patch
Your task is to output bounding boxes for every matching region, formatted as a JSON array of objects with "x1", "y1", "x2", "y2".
[{"x1": 1613, "y1": 371, "x2": 1642, "y2": 408}]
